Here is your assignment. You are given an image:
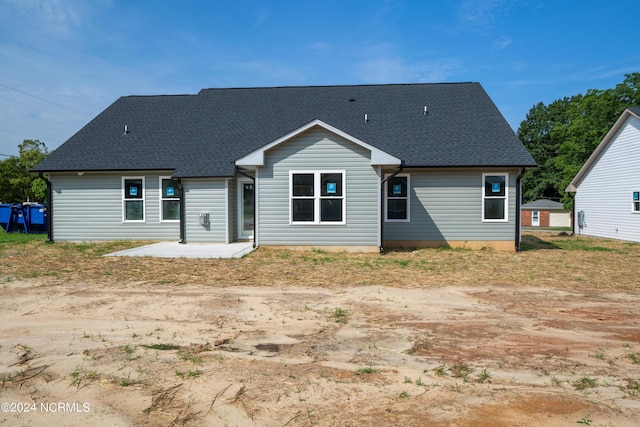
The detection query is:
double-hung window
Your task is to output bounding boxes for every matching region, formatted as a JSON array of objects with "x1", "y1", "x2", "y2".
[
  {"x1": 633, "y1": 191, "x2": 640, "y2": 213},
  {"x1": 385, "y1": 174, "x2": 409, "y2": 221},
  {"x1": 291, "y1": 171, "x2": 345, "y2": 224},
  {"x1": 160, "y1": 177, "x2": 181, "y2": 221},
  {"x1": 482, "y1": 173, "x2": 508, "y2": 222},
  {"x1": 123, "y1": 177, "x2": 145, "y2": 222}
]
